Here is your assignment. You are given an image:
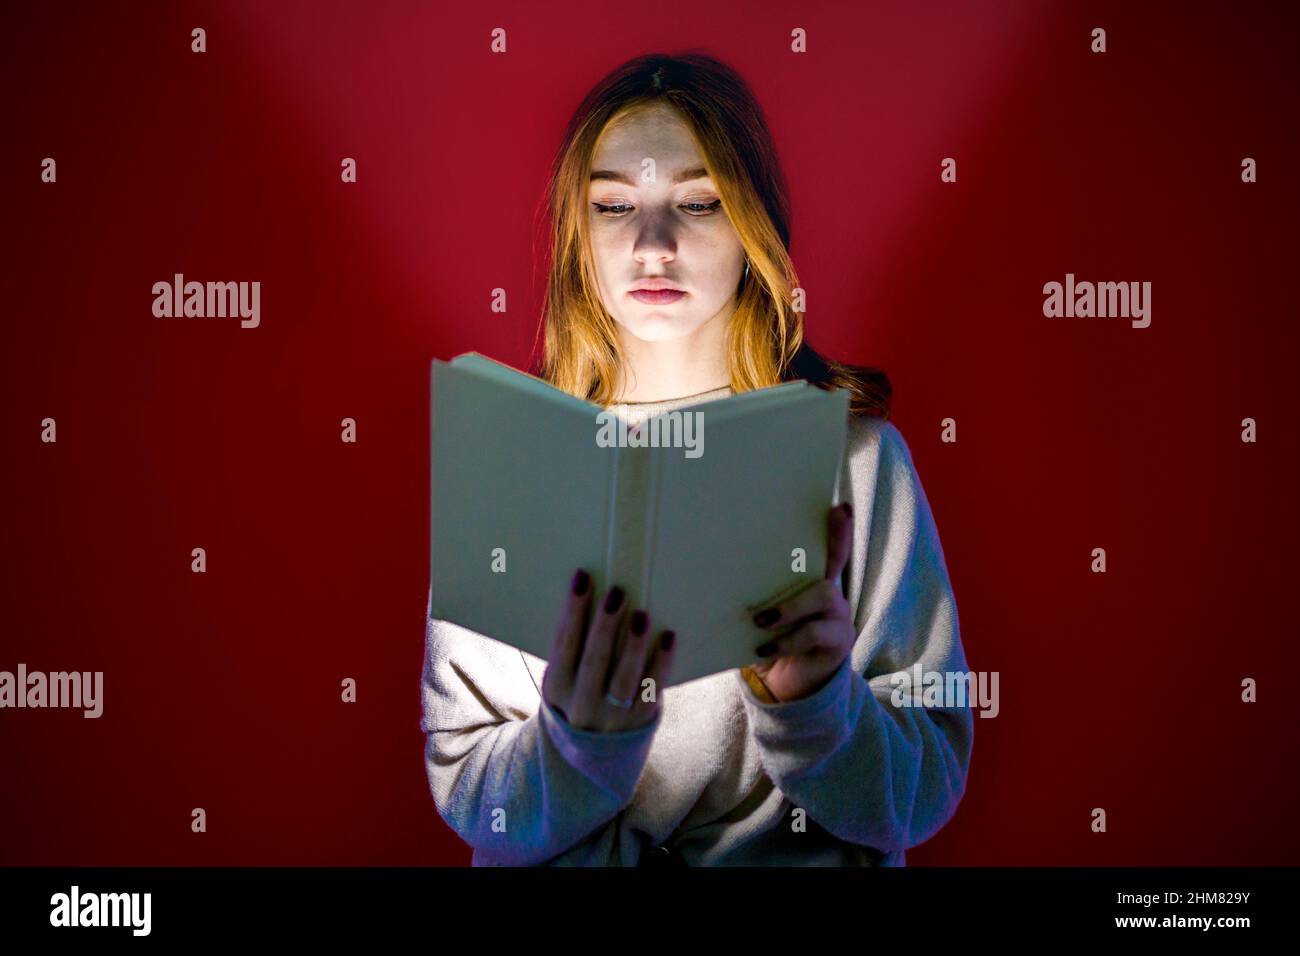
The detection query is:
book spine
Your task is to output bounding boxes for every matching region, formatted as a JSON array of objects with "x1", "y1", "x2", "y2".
[{"x1": 603, "y1": 444, "x2": 653, "y2": 632}]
